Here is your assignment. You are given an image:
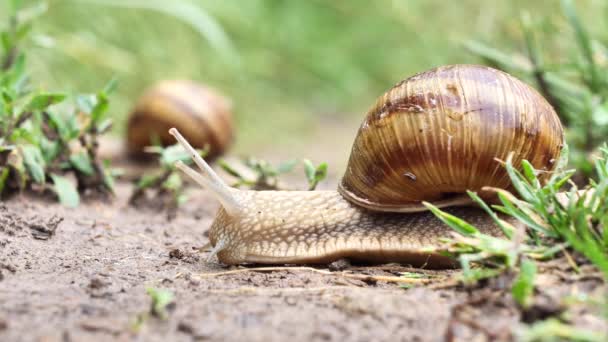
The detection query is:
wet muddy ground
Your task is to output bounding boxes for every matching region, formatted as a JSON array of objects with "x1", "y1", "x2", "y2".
[{"x1": 0, "y1": 180, "x2": 606, "y2": 342}]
